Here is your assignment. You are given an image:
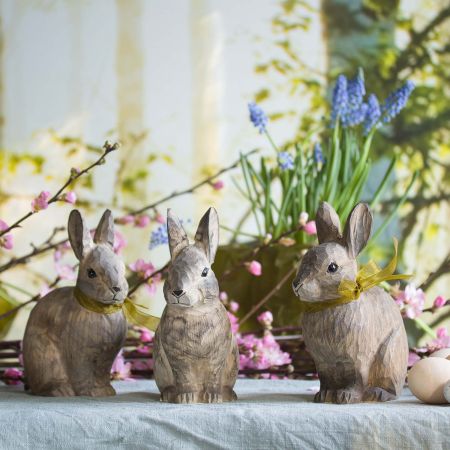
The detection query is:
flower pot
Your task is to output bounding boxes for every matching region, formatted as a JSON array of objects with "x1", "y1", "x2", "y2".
[{"x1": 214, "y1": 243, "x2": 307, "y2": 331}]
